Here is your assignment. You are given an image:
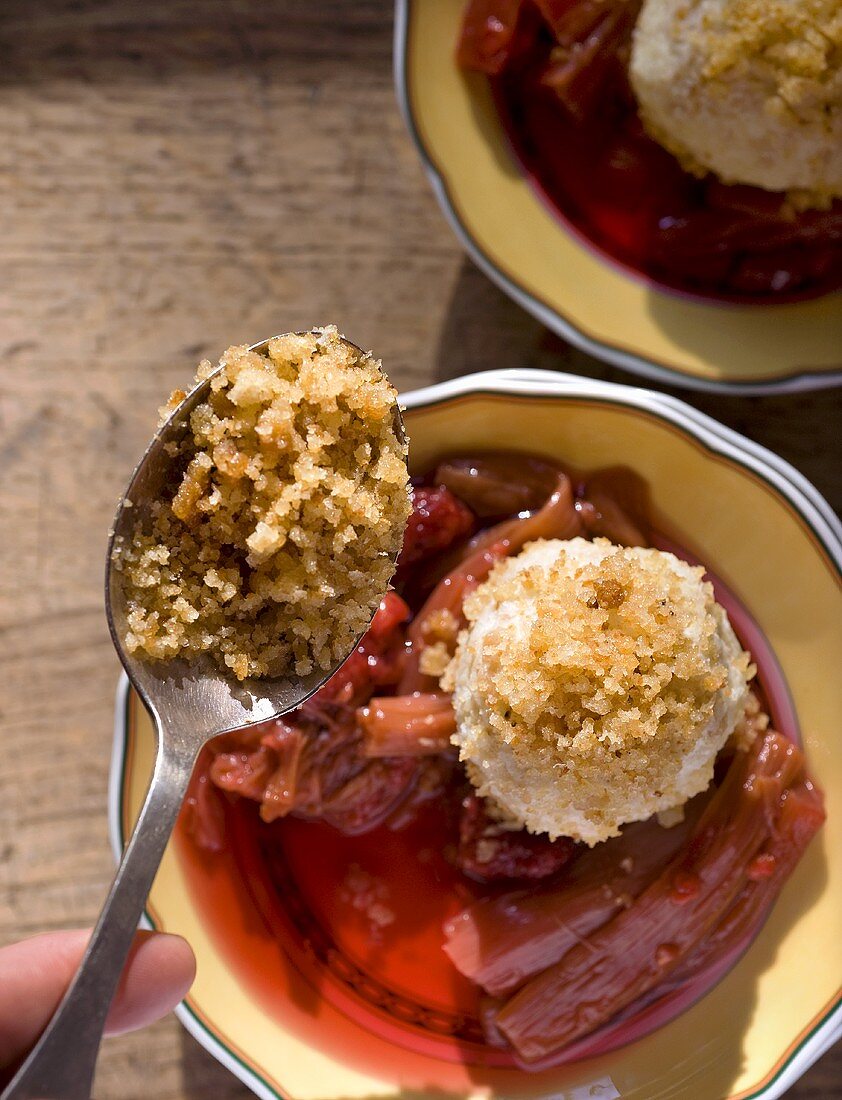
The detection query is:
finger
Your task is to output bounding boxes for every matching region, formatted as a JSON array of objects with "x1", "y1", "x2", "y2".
[
  {"x1": 106, "y1": 929, "x2": 196, "y2": 1035},
  {"x1": 0, "y1": 929, "x2": 196, "y2": 1069}
]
